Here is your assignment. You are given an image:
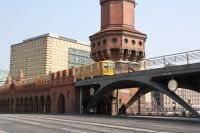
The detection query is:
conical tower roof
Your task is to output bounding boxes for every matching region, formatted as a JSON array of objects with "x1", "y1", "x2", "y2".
[
  {"x1": 5, "y1": 73, "x2": 12, "y2": 84},
  {"x1": 16, "y1": 69, "x2": 24, "y2": 82}
]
